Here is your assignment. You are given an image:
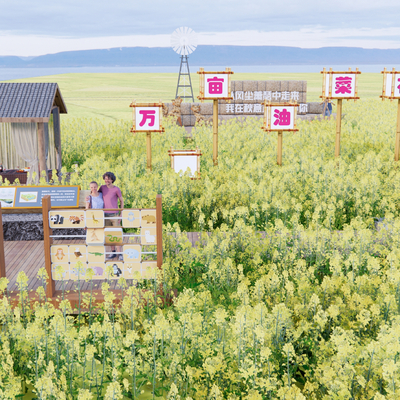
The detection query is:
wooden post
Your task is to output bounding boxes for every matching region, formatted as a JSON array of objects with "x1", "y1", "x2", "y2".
[
  {"x1": 146, "y1": 132, "x2": 152, "y2": 171},
  {"x1": 52, "y1": 106, "x2": 62, "y2": 172},
  {"x1": 0, "y1": 204, "x2": 5, "y2": 279},
  {"x1": 156, "y1": 194, "x2": 163, "y2": 269},
  {"x1": 395, "y1": 99, "x2": 400, "y2": 162},
  {"x1": 42, "y1": 195, "x2": 54, "y2": 298},
  {"x1": 37, "y1": 122, "x2": 48, "y2": 181},
  {"x1": 213, "y1": 99, "x2": 218, "y2": 166},
  {"x1": 335, "y1": 99, "x2": 343, "y2": 158},
  {"x1": 277, "y1": 131, "x2": 283, "y2": 166}
]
